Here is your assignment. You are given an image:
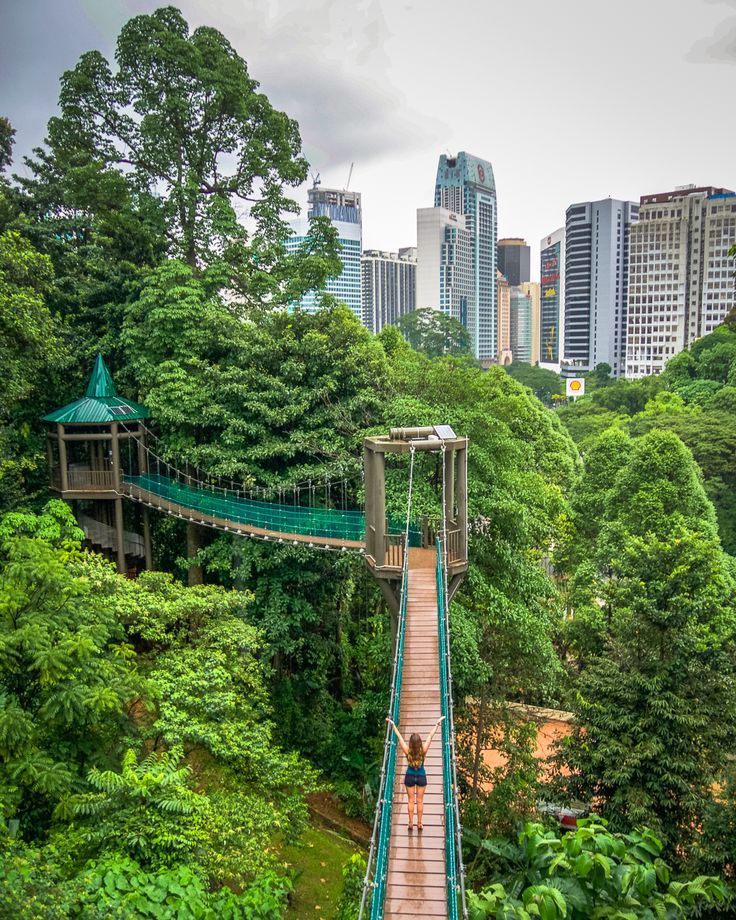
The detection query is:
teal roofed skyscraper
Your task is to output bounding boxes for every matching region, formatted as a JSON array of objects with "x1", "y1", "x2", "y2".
[{"x1": 431, "y1": 151, "x2": 498, "y2": 363}]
